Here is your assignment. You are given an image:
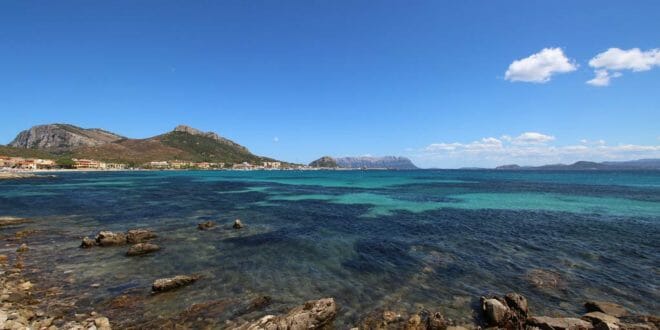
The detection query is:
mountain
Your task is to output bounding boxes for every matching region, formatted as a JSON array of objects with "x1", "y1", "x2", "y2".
[
  {"x1": 495, "y1": 159, "x2": 660, "y2": 170},
  {"x1": 5, "y1": 124, "x2": 282, "y2": 166},
  {"x1": 309, "y1": 156, "x2": 338, "y2": 168},
  {"x1": 309, "y1": 156, "x2": 418, "y2": 169},
  {"x1": 9, "y1": 124, "x2": 124, "y2": 152}
]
